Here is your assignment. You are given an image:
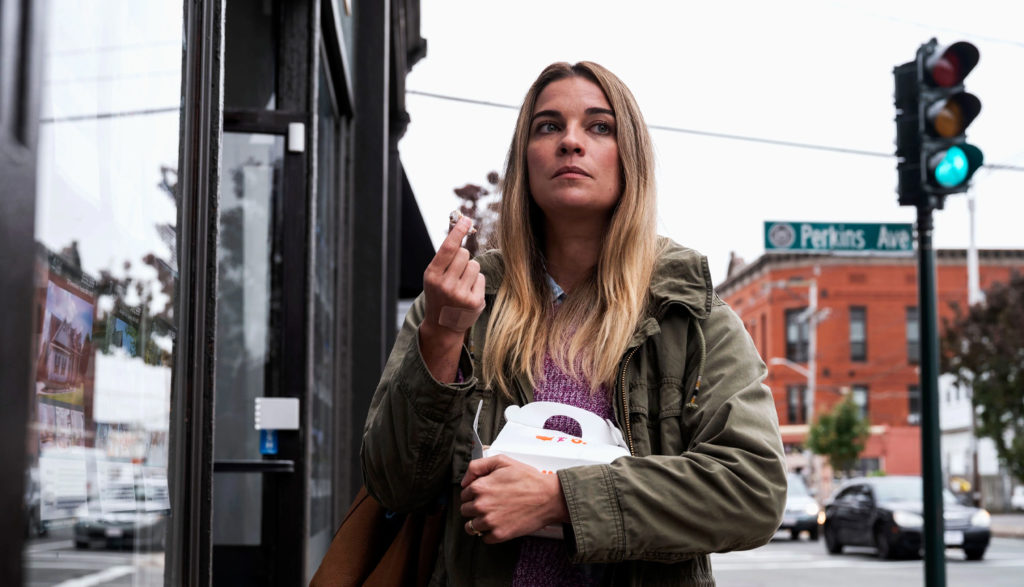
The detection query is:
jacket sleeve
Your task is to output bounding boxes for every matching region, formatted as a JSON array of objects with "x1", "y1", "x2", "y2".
[
  {"x1": 557, "y1": 299, "x2": 787, "y2": 563},
  {"x1": 360, "y1": 293, "x2": 477, "y2": 512}
]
